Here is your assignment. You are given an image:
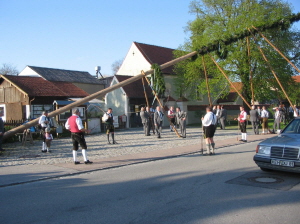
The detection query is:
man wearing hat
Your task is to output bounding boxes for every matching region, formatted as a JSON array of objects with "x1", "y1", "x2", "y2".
[{"x1": 65, "y1": 108, "x2": 93, "y2": 164}]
